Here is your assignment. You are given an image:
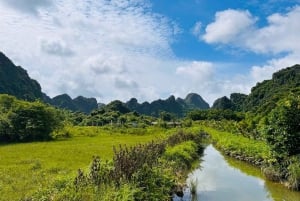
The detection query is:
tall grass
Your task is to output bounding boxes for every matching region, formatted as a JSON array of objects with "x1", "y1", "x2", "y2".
[
  {"x1": 26, "y1": 129, "x2": 204, "y2": 200},
  {"x1": 0, "y1": 126, "x2": 170, "y2": 201},
  {"x1": 201, "y1": 126, "x2": 271, "y2": 165}
]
